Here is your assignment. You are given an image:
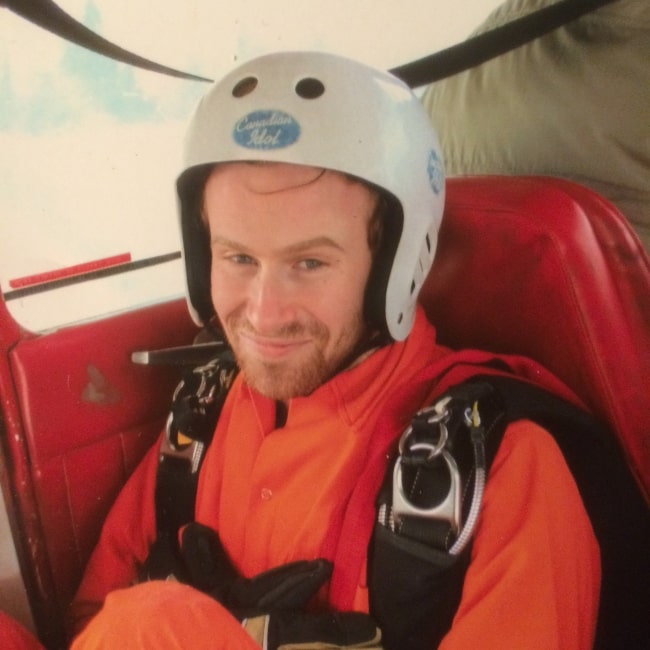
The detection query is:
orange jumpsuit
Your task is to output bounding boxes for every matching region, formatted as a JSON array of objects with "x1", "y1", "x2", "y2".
[{"x1": 70, "y1": 307, "x2": 600, "y2": 648}]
